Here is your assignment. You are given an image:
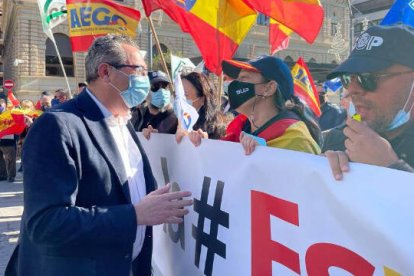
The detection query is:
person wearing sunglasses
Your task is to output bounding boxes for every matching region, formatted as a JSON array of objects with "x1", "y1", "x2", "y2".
[
  {"x1": 5, "y1": 34, "x2": 193, "y2": 276},
  {"x1": 323, "y1": 24, "x2": 414, "y2": 179},
  {"x1": 131, "y1": 70, "x2": 178, "y2": 139}
]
